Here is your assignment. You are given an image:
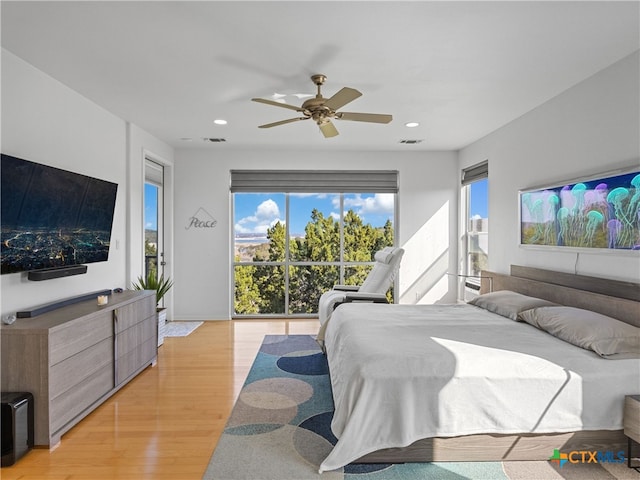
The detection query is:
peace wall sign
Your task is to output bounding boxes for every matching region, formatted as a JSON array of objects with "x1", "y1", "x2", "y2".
[{"x1": 186, "y1": 207, "x2": 217, "y2": 230}]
